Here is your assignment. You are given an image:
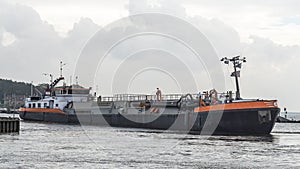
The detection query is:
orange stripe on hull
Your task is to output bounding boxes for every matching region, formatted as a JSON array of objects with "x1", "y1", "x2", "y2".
[
  {"x1": 194, "y1": 100, "x2": 278, "y2": 112},
  {"x1": 19, "y1": 108, "x2": 66, "y2": 115}
]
